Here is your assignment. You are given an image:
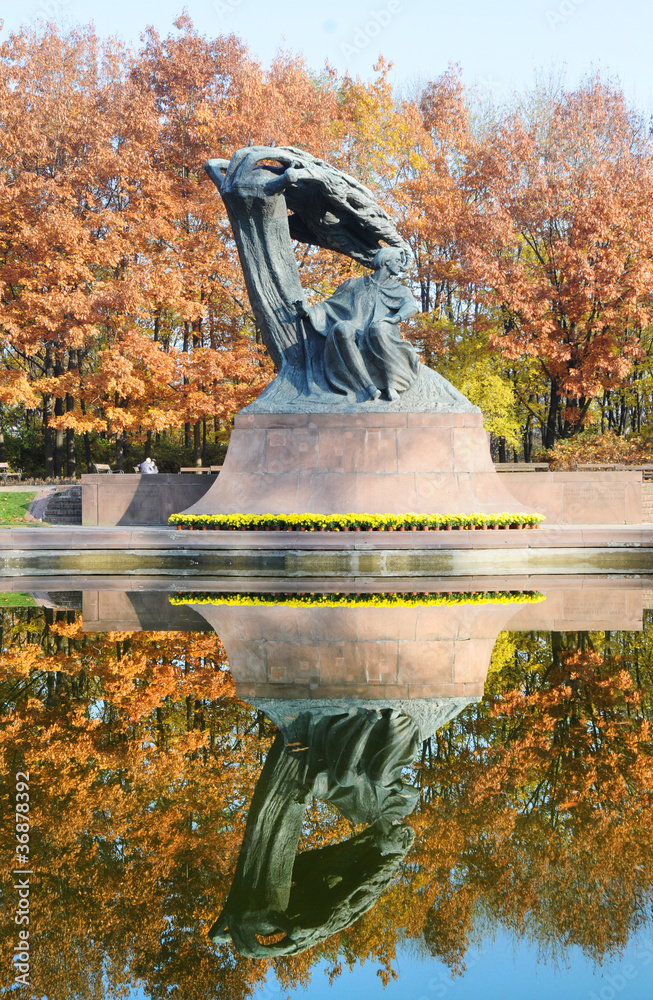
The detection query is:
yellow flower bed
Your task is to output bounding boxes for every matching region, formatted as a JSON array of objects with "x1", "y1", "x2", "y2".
[
  {"x1": 168, "y1": 512, "x2": 545, "y2": 531},
  {"x1": 169, "y1": 591, "x2": 545, "y2": 608}
]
